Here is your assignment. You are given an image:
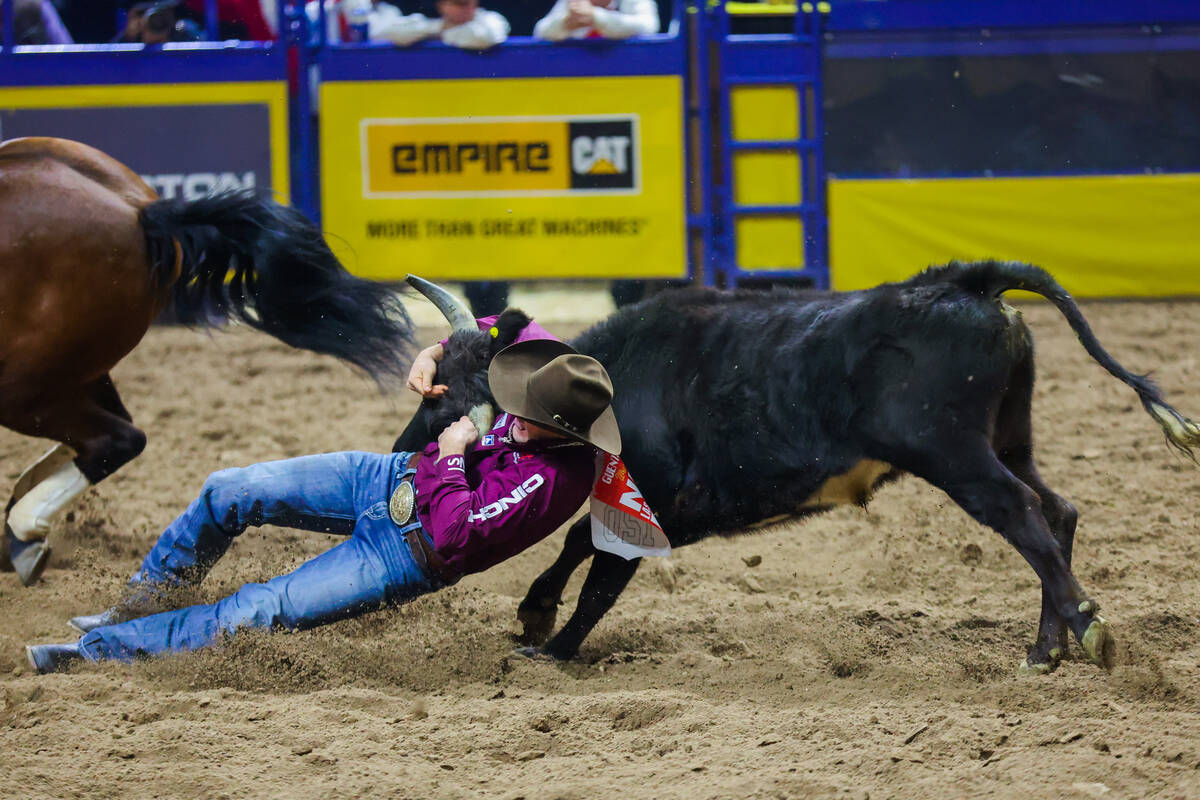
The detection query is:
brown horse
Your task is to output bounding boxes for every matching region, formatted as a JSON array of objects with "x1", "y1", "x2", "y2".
[{"x1": 0, "y1": 137, "x2": 414, "y2": 585}]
